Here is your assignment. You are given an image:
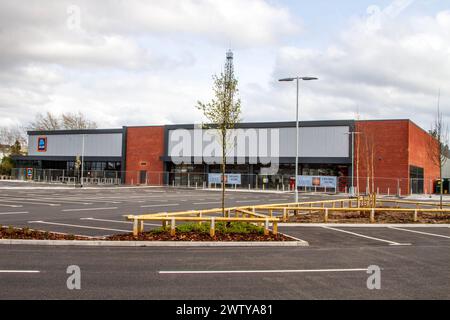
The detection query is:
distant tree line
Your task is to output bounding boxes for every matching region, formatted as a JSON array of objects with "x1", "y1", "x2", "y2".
[{"x1": 0, "y1": 111, "x2": 97, "y2": 175}]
